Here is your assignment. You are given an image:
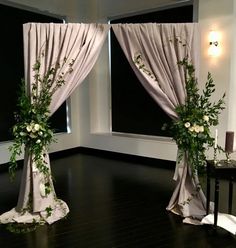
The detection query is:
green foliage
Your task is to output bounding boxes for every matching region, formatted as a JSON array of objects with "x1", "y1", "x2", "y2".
[
  {"x1": 6, "y1": 221, "x2": 41, "y2": 234},
  {"x1": 8, "y1": 55, "x2": 75, "y2": 180},
  {"x1": 45, "y1": 206, "x2": 53, "y2": 218},
  {"x1": 164, "y1": 58, "x2": 225, "y2": 173}
]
